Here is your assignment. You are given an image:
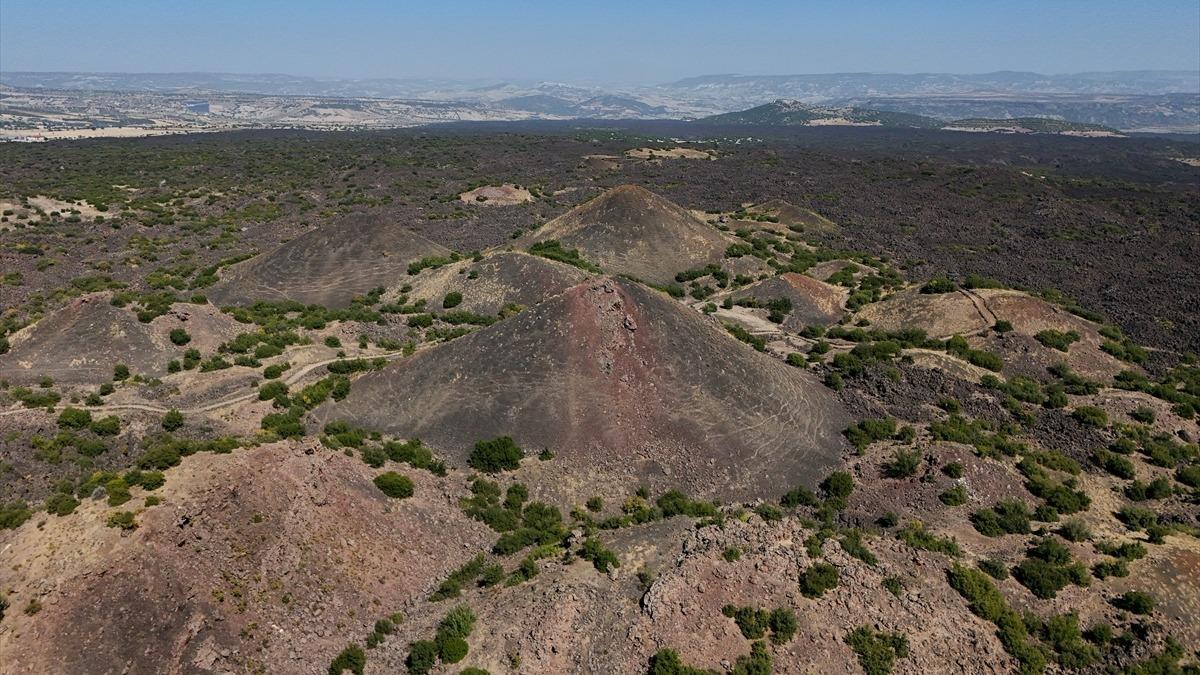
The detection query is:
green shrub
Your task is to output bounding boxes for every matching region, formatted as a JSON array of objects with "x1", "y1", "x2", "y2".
[
  {"x1": 840, "y1": 529, "x2": 877, "y2": 565},
  {"x1": 1012, "y1": 538, "x2": 1089, "y2": 599},
  {"x1": 438, "y1": 636, "x2": 468, "y2": 663},
  {"x1": 942, "y1": 462, "x2": 964, "y2": 478},
  {"x1": 1093, "y1": 449, "x2": 1135, "y2": 479},
  {"x1": 113, "y1": 364, "x2": 130, "y2": 381},
  {"x1": 1116, "y1": 505, "x2": 1159, "y2": 531},
  {"x1": 656, "y1": 490, "x2": 718, "y2": 519},
  {"x1": 442, "y1": 292, "x2": 463, "y2": 309},
  {"x1": 820, "y1": 471, "x2": 855, "y2": 503},
  {"x1": 971, "y1": 500, "x2": 1031, "y2": 537},
  {"x1": 647, "y1": 649, "x2": 709, "y2": 675},
  {"x1": 732, "y1": 641, "x2": 772, "y2": 675},
  {"x1": 1072, "y1": 406, "x2": 1108, "y2": 428},
  {"x1": 468, "y1": 436, "x2": 524, "y2": 473},
  {"x1": 430, "y1": 555, "x2": 486, "y2": 601},
  {"x1": 897, "y1": 523, "x2": 961, "y2": 556},
  {"x1": 920, "y1": 277, "x2": 956, "y2": 294},
  {"x1": 882, "y1": 448, "x2": 921, "y2": 478},
  {"x1": 579, "y1": 538, "x2": 620, "y2": 572},
  {"x1": 722, "y1": 604, "x2": 771, "y2": 639},
  {"x1": 263, "y1": 362, "x2": 290, "y2": 379},
  {"x1": 437, "y1": 604, "x2": 476, "y2": 640},
  {"x1": 90, "y1": 415, "x2": 121, "y2": 436},
  {"x1": 259, "y1": 380, "x2": 289, "y2": 402},
  {"x1": 780, "y1": 485, "x2": 818, "y2": 508},
  {"x1": 373, "y1": 472, "x2": 414, "y2": 499},
  {"x1": 1112, "y1": 590, "x2": 1155, "y2": 615},
  {"x1": 939, "y1": 484, "x2": 968, "y2": 506},
  {"x1": 978, "y1": 558, "x2": 1009, "y2": 580},
  {"x1": 1129, "y1": 406, "x2": 1156, "y2": 424},
  {"x1": 328, "y1": 644, "x2": 365, "y2": 675},
  {"x1": 1124, "y1": 478, "x2": 1173, "y2": 501},
  {"x1": 724, "y1": 322, "x2": 766, "y2": 351},
  {"x1": 845, "y1": 626, "x2": 910, "y2": 675},
  {"x1": 479, "y1": 564, "x2": 505, "y2": 587},
  {"x1": 527, "y1": 240, "x2": 601, "y2": 272},
  {"x1": 1057, "y1": 519, "x2": 1092, "y2": 542},
  {"x1": 1035, "y1": 329, "x2": 1080, "y2": 352},
  {"x1": 160, "y1": 408, "x2": 184, "y2": 431},
  {"x1": 45, "y1": 492, "x2": 79, "y2": 516},
  {"x1": 946, "y1": 565, "x2": 1045, "y2": 673},
  {"x1": 1177, "y1": 464, "x2": 1200, "y2": 488},
  {"x1": 844, "y1": 418, "x2": 896, "y2": 452},
  {"x1": 0, "y1": 501, "x2": 32, "y2": 530},
  {"x1": 106, "y1": 511, "x2": 137, "y2": 530},
  {"x1": 405, "y1": 640, "x2": 438, "y2": 675},
  {"x1": 169, "y1": 328, "x2": 191, "y2": 345},
  {"x1": 57, "y1": 407, "x2": 93, "y2": 429},
  {"x1": 799, "y1": 562, "x2": 839, "y2": 598},
  {"x1": 882, "y1": 577, "x2": 904, "y2": 596}
]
